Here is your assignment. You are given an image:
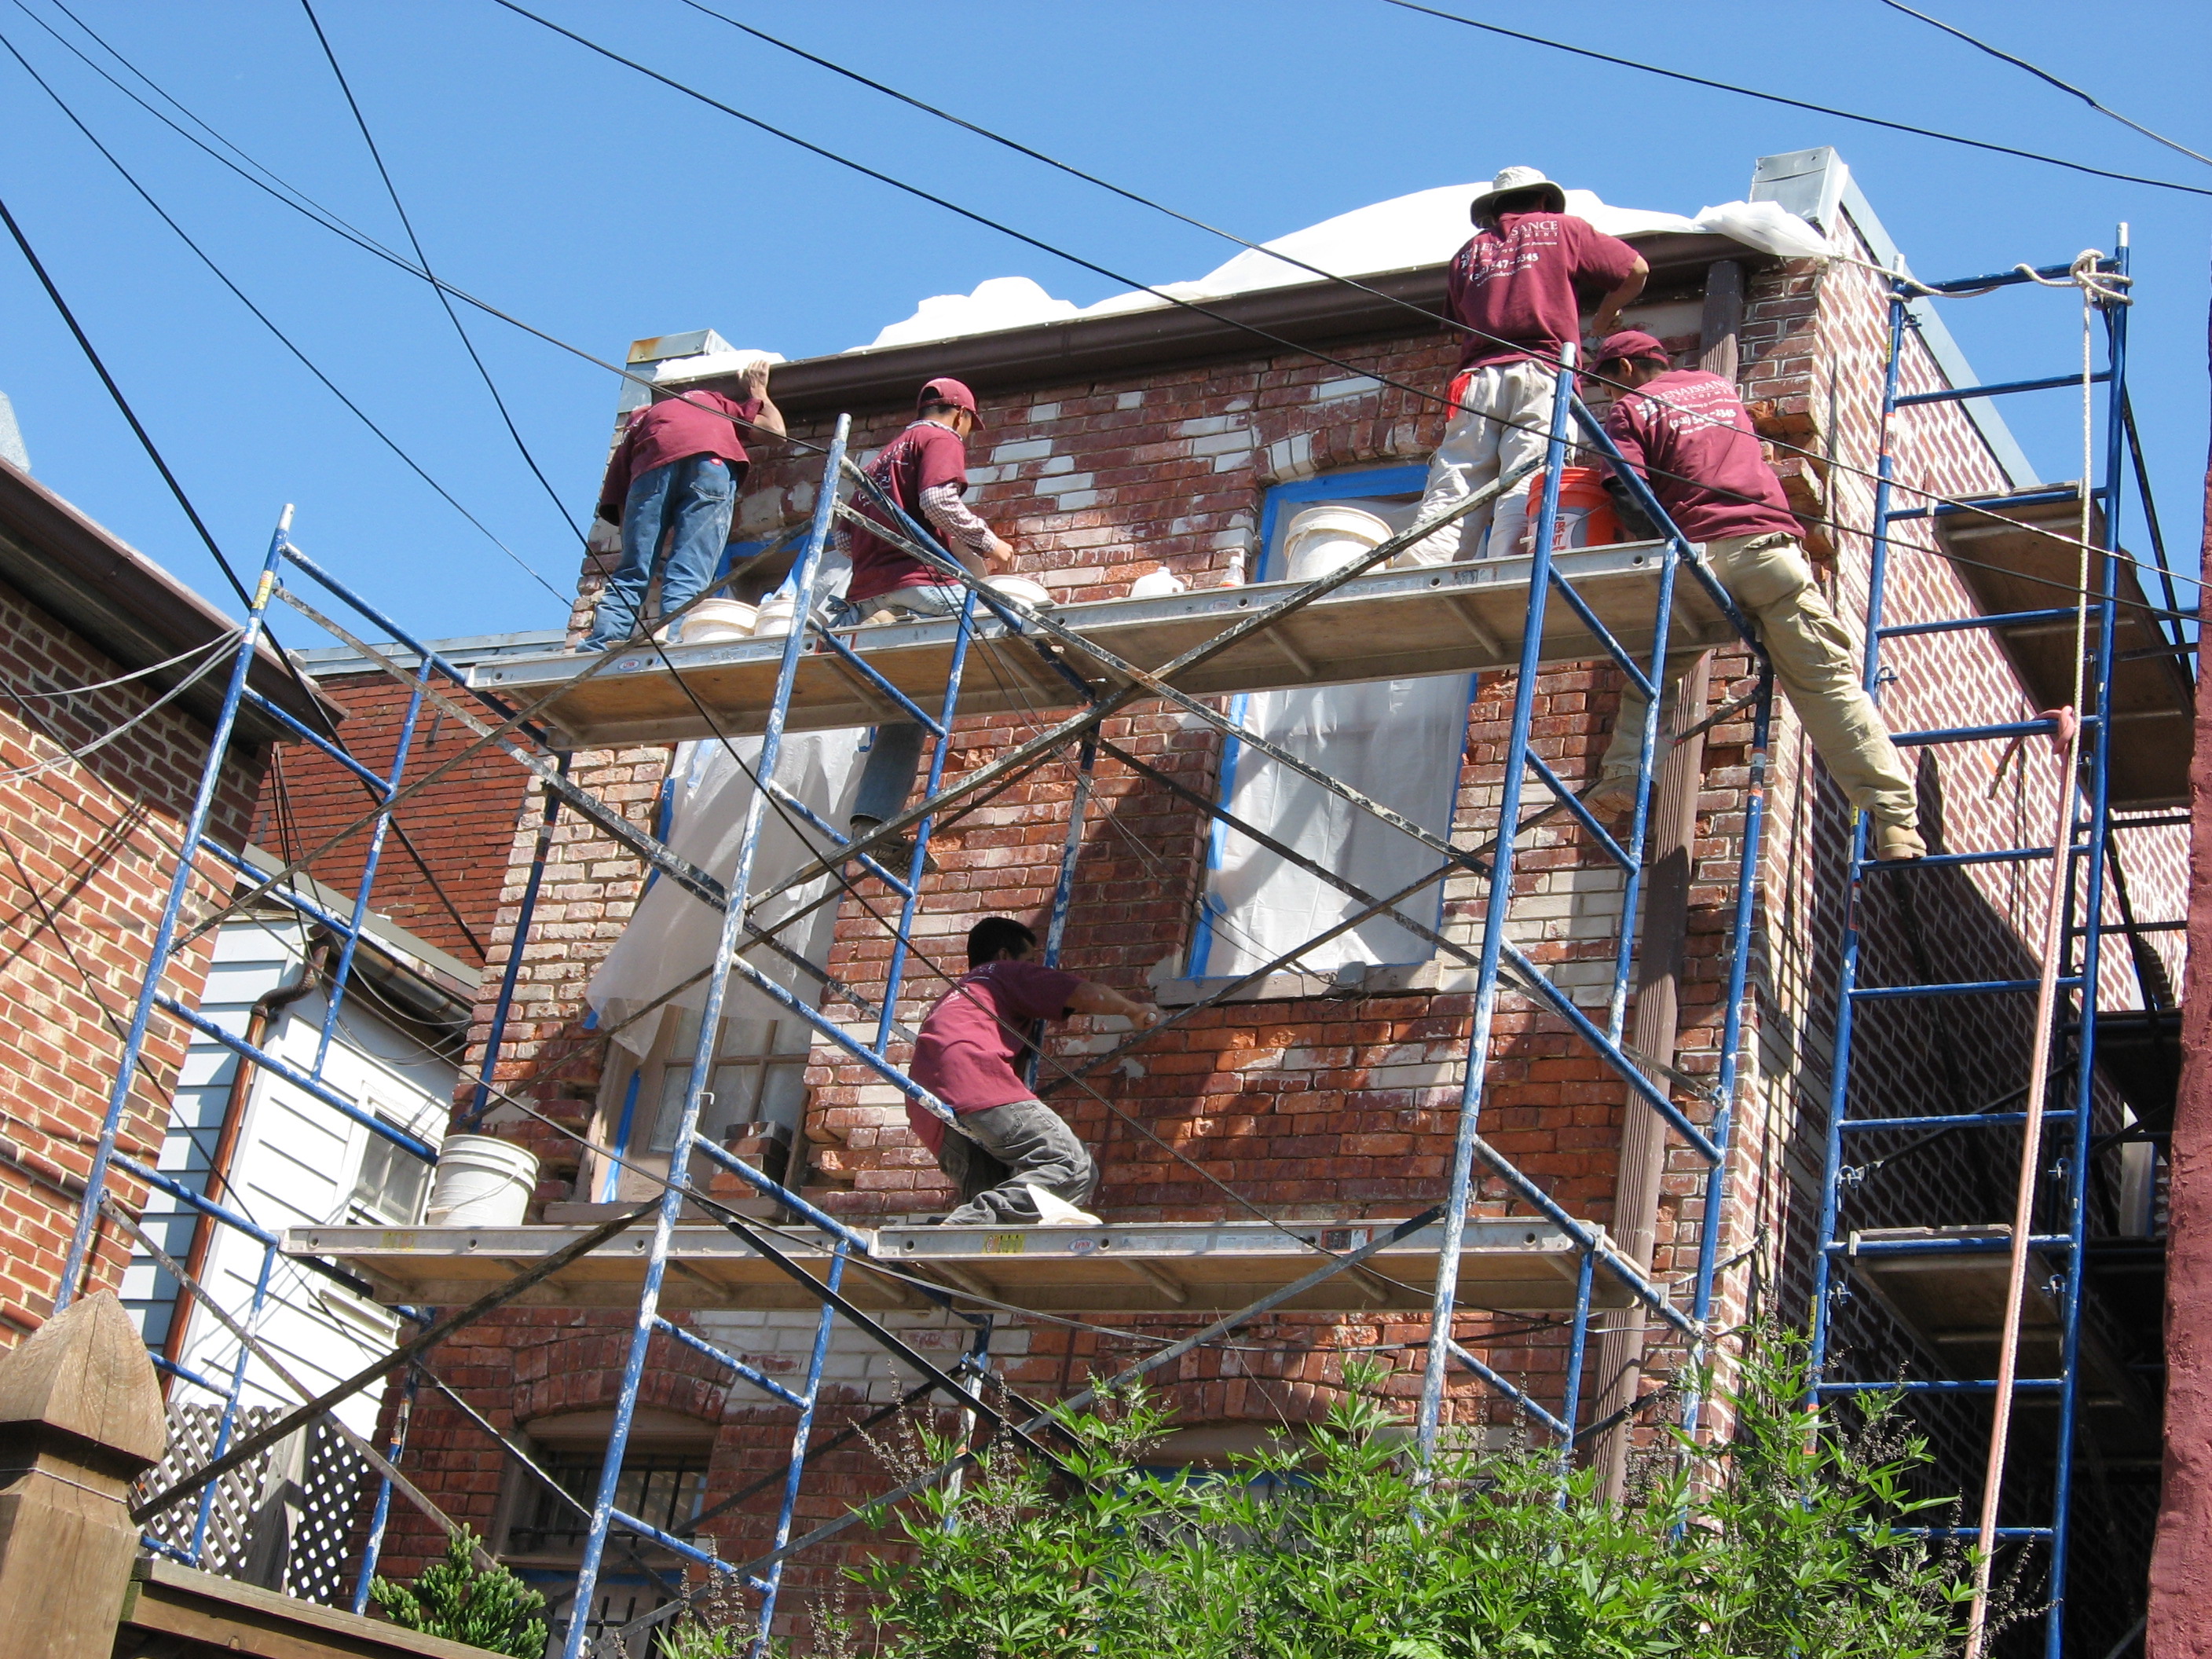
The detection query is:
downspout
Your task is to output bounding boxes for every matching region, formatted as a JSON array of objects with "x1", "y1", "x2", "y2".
[
  {"x1": 160, "y1": 932, "x2": 330, "y2": 1376},
  {"x1": 1591, "y1": 258, "x2": 1744, "y2": 1498}
]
